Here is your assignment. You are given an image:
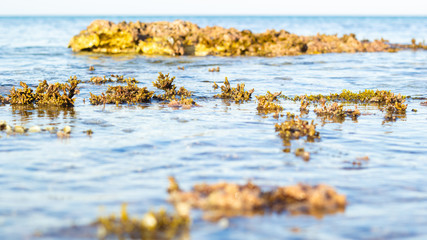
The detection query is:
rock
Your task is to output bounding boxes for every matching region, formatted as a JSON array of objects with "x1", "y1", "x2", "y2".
[
  {"x1": 63, "y1": 126, "x2": 72, "y2": 134},
  {"x1": 14, "y1": 125, "x2": 25, "y2": 134},
  {"x1": 28, "y1": 126, "x2": 41, "y2": 133},
  {"x1": 69, "y1": 20, "x2": 395, "y2": 56}
]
